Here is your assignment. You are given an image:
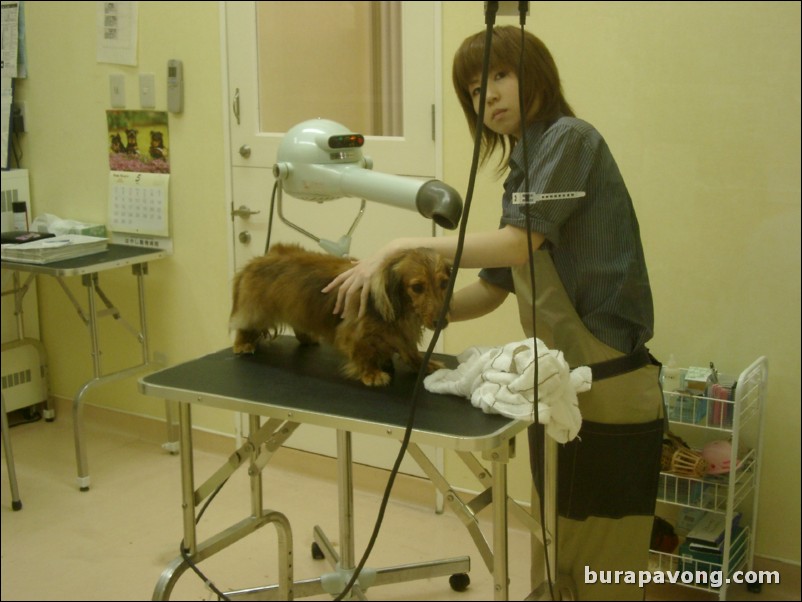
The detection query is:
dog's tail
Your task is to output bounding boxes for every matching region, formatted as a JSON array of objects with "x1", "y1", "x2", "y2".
[{"x1": 229, "y1": 245, "x2": 292, "y2": 329}]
